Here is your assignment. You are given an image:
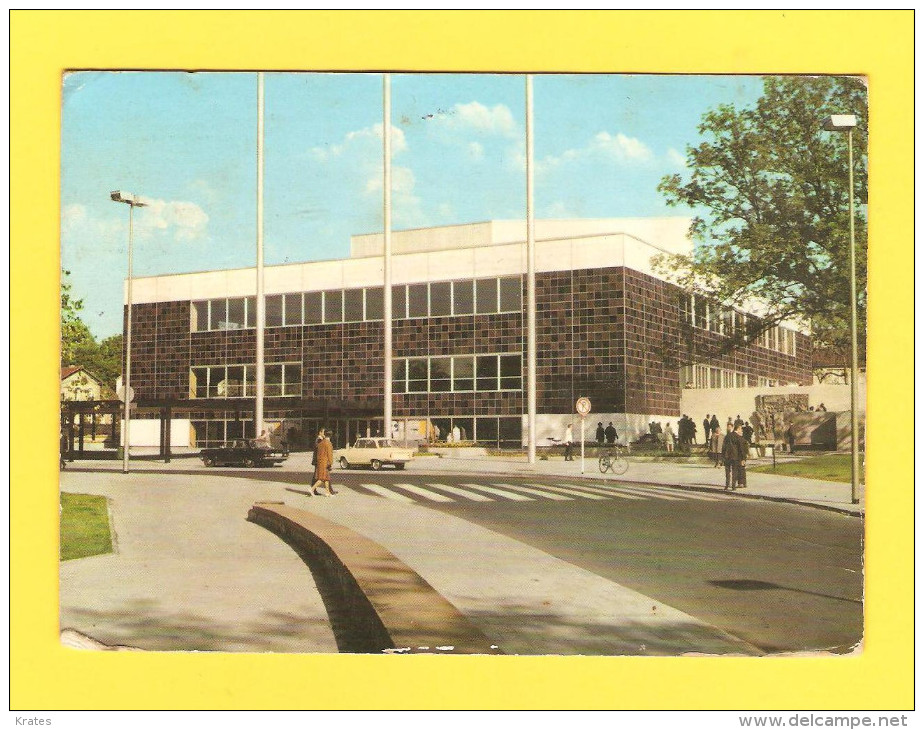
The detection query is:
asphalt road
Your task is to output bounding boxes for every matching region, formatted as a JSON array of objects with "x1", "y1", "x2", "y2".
[{"x1": 100, "y1": 464, "x2": 864, "y2": 654}]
